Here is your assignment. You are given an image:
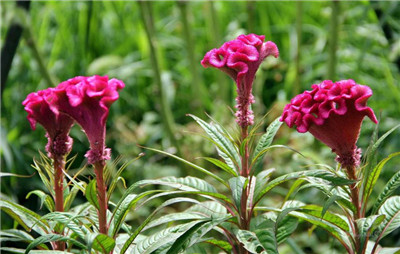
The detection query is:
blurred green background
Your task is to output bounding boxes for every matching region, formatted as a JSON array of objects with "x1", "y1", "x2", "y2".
[{"x1": 1, "y1": 1, "x2": 400, "y2": 252}]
